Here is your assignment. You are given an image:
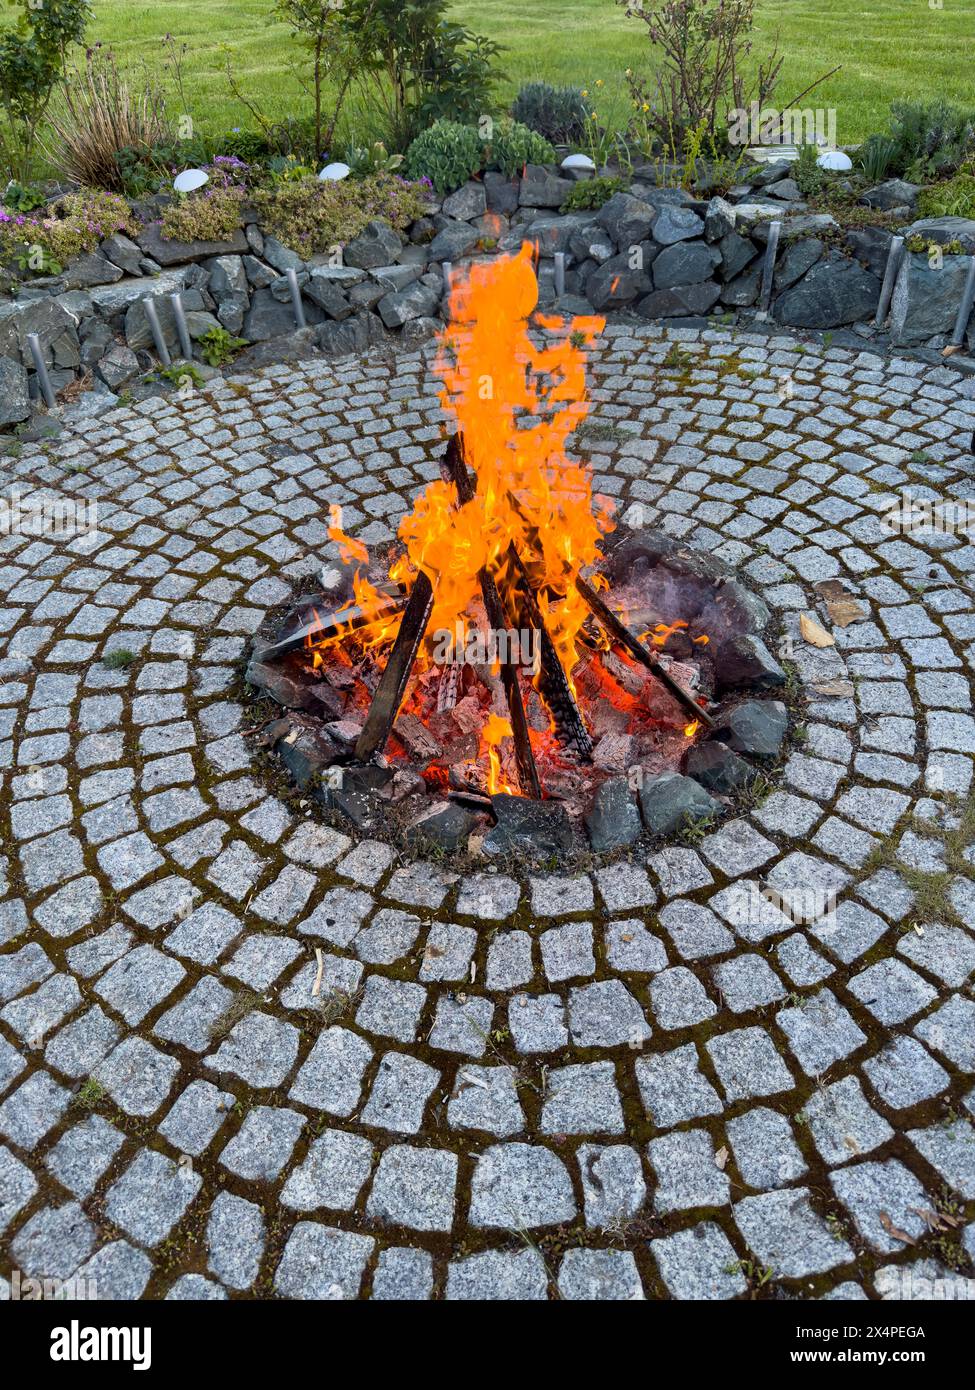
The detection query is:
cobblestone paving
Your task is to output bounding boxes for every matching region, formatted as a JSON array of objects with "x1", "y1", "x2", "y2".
[{"x1": 1, "y1": 323, "x2": 975, "y2": 1301}]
